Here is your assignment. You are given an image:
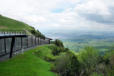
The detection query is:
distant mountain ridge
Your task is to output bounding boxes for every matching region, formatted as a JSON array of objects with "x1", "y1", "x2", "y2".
[{"x1": 45, "y1": 31, "x2": 114, "y2": 39}]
